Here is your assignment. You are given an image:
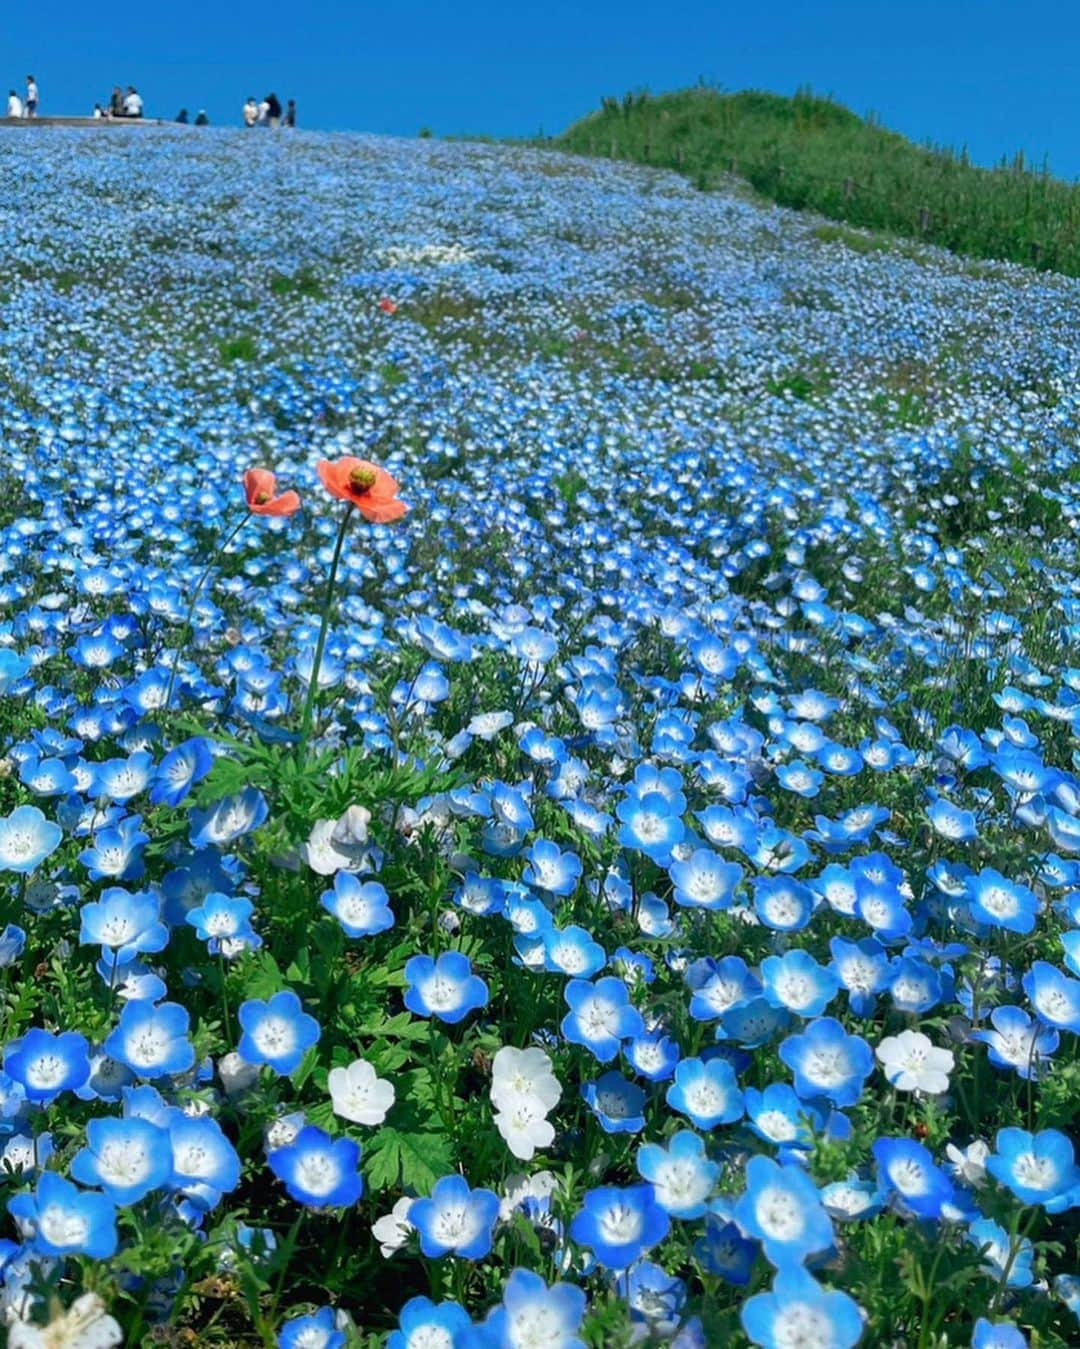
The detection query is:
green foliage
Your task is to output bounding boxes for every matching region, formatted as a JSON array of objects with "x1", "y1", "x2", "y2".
[
  {"x1": 559, "y1": 85, "x2": 1080, "y2": 276},
  {"x1": 219, "y1": 333, "x2": 259, "y2": 363}
]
